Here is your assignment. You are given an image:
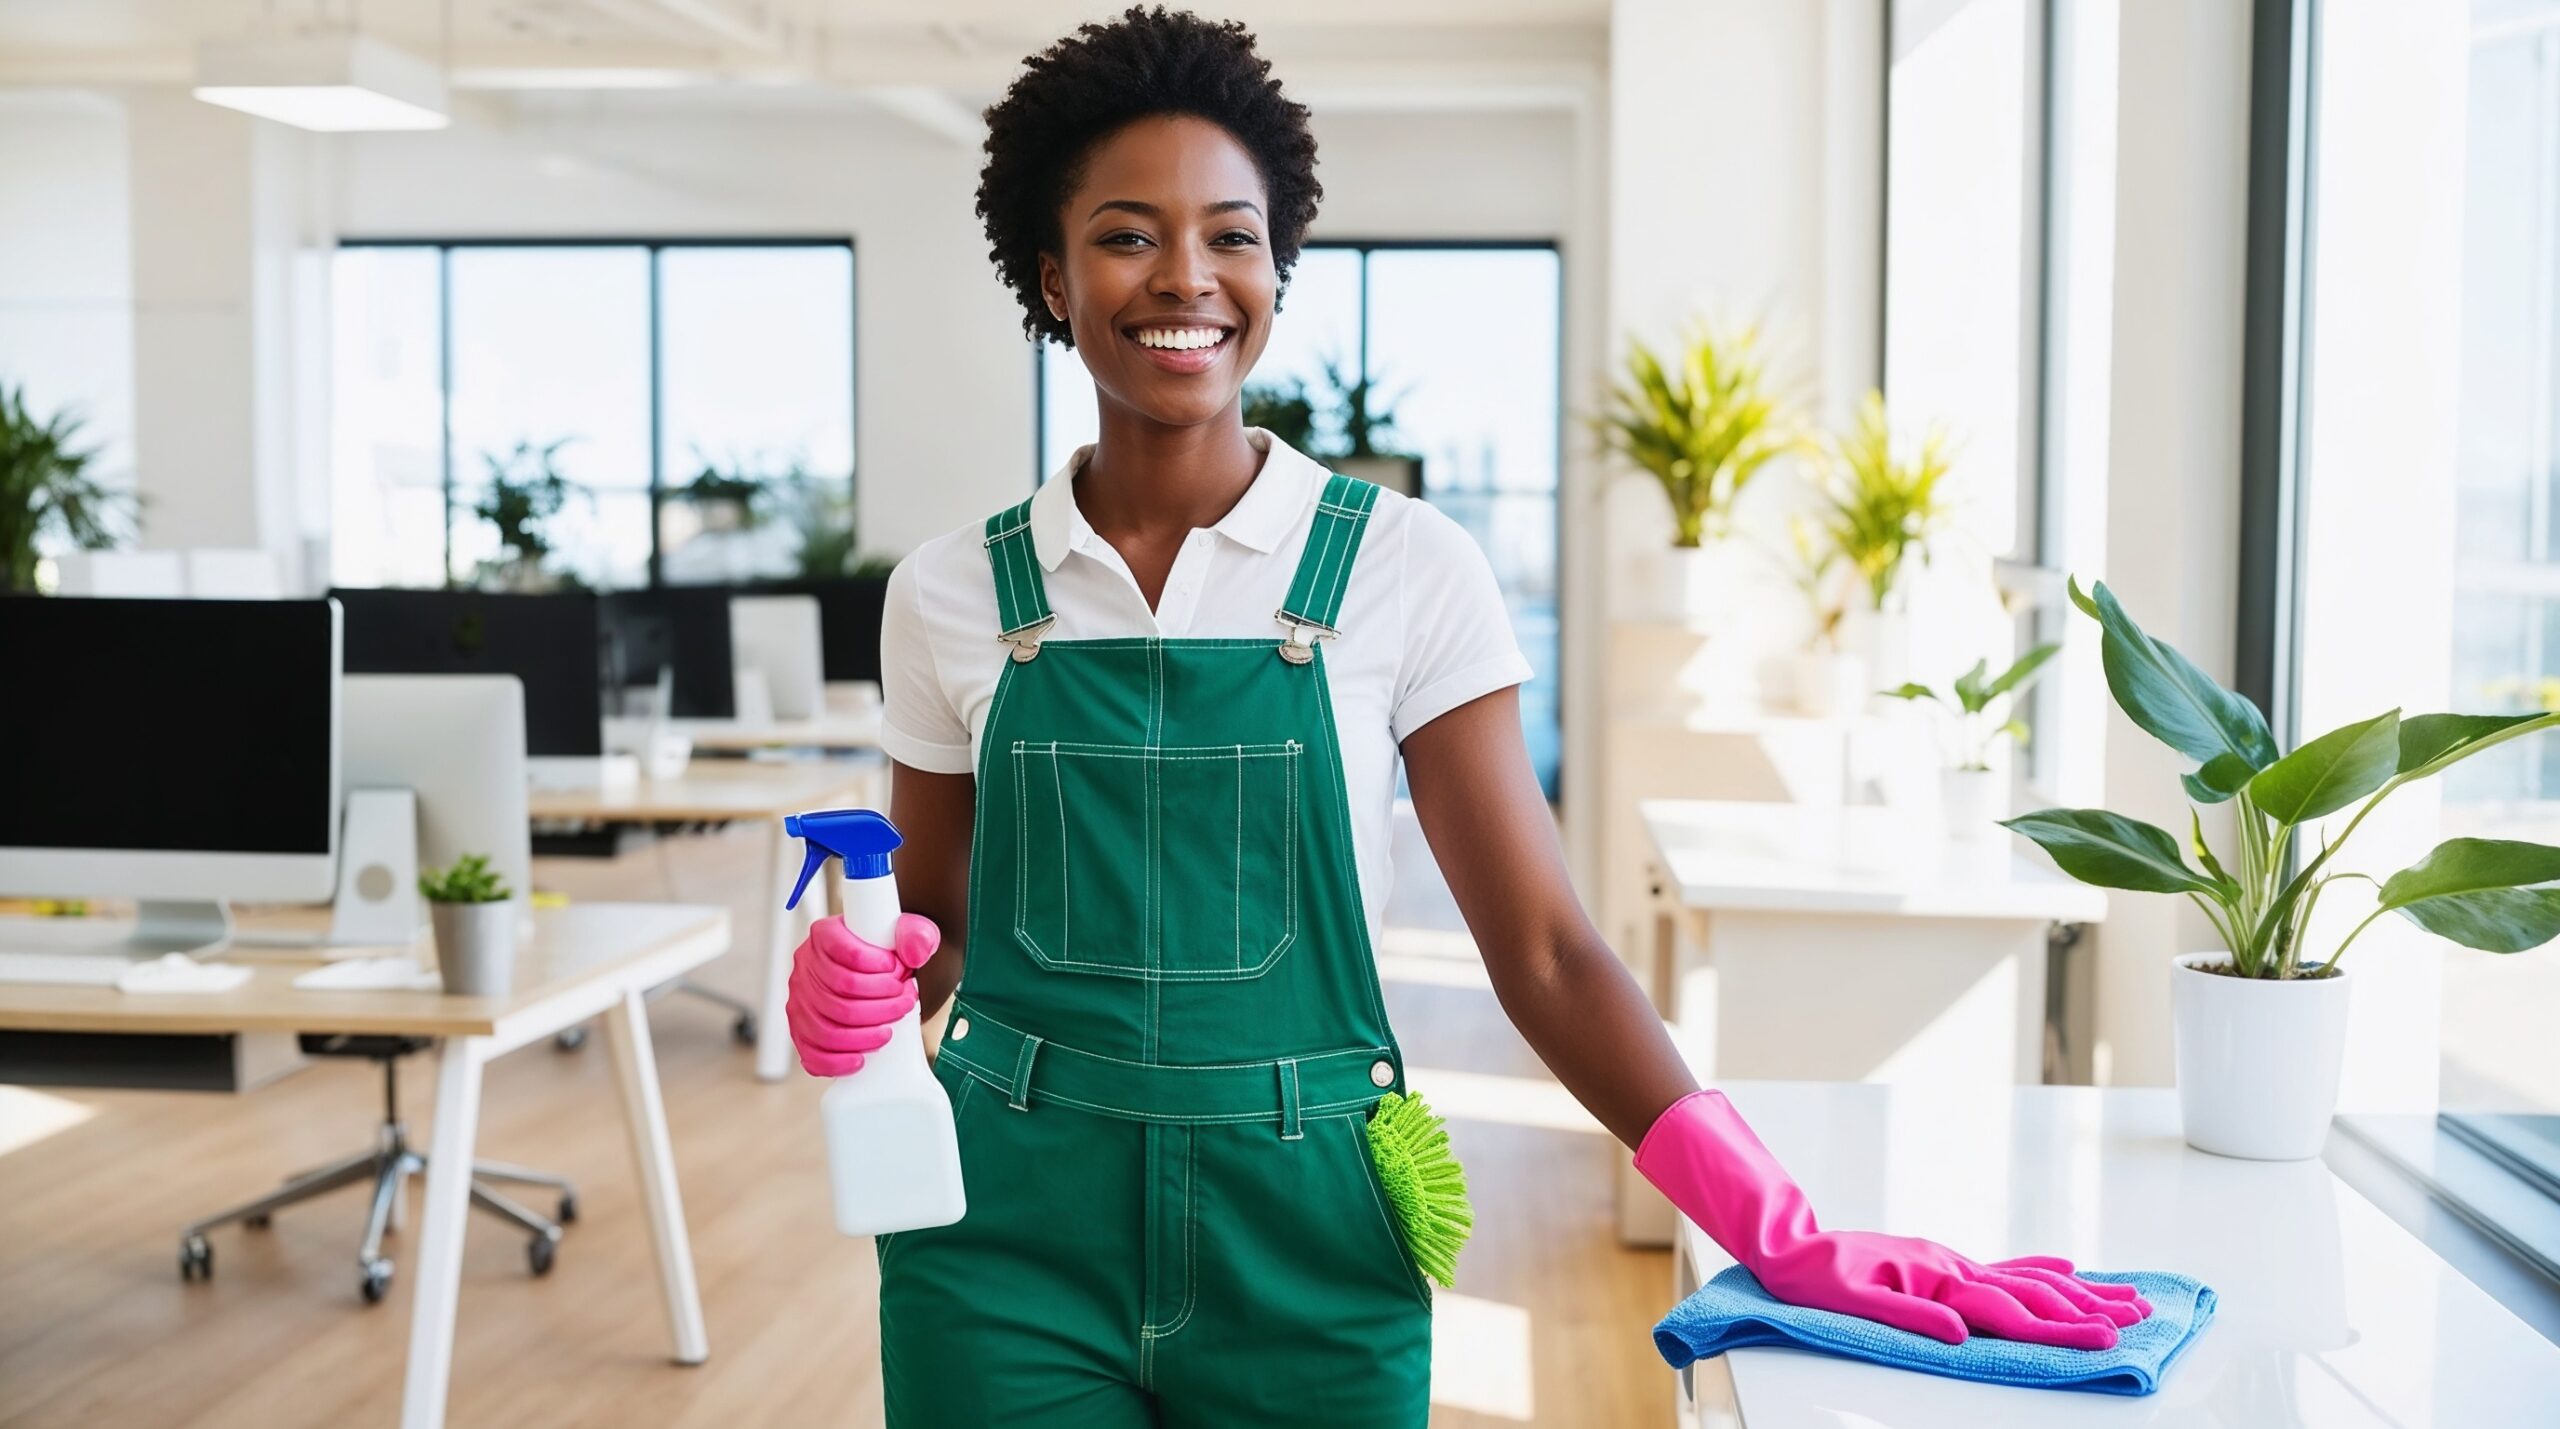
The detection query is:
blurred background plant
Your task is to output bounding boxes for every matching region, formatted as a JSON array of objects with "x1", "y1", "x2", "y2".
[{"x1": 0, "y1": 383, "x2": 137, "y2": 593}]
